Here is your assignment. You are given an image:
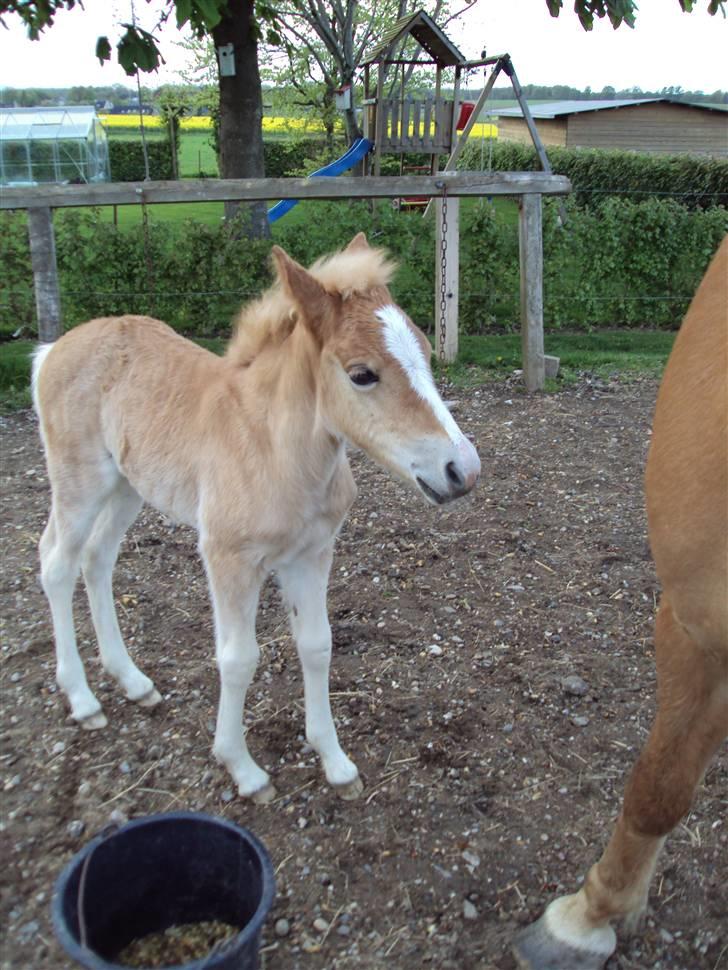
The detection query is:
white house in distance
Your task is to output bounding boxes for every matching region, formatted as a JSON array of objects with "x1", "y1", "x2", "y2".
[{"x1": 490, "y1": 98, "x2": 728, "y2": 156}]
